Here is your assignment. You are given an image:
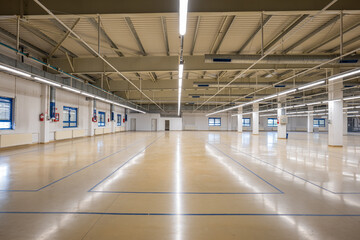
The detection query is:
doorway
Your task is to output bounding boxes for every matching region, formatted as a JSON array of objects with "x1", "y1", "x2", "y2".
[
  {"x1": 130, "y1": 118, "x2": 136, "y2": 131},
  {"x1": 165, "y1": 120, "x2": 170, "y2": 131},
  {"x1": 151, "y1": 119, "x2": 157, "y2": 131}
]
